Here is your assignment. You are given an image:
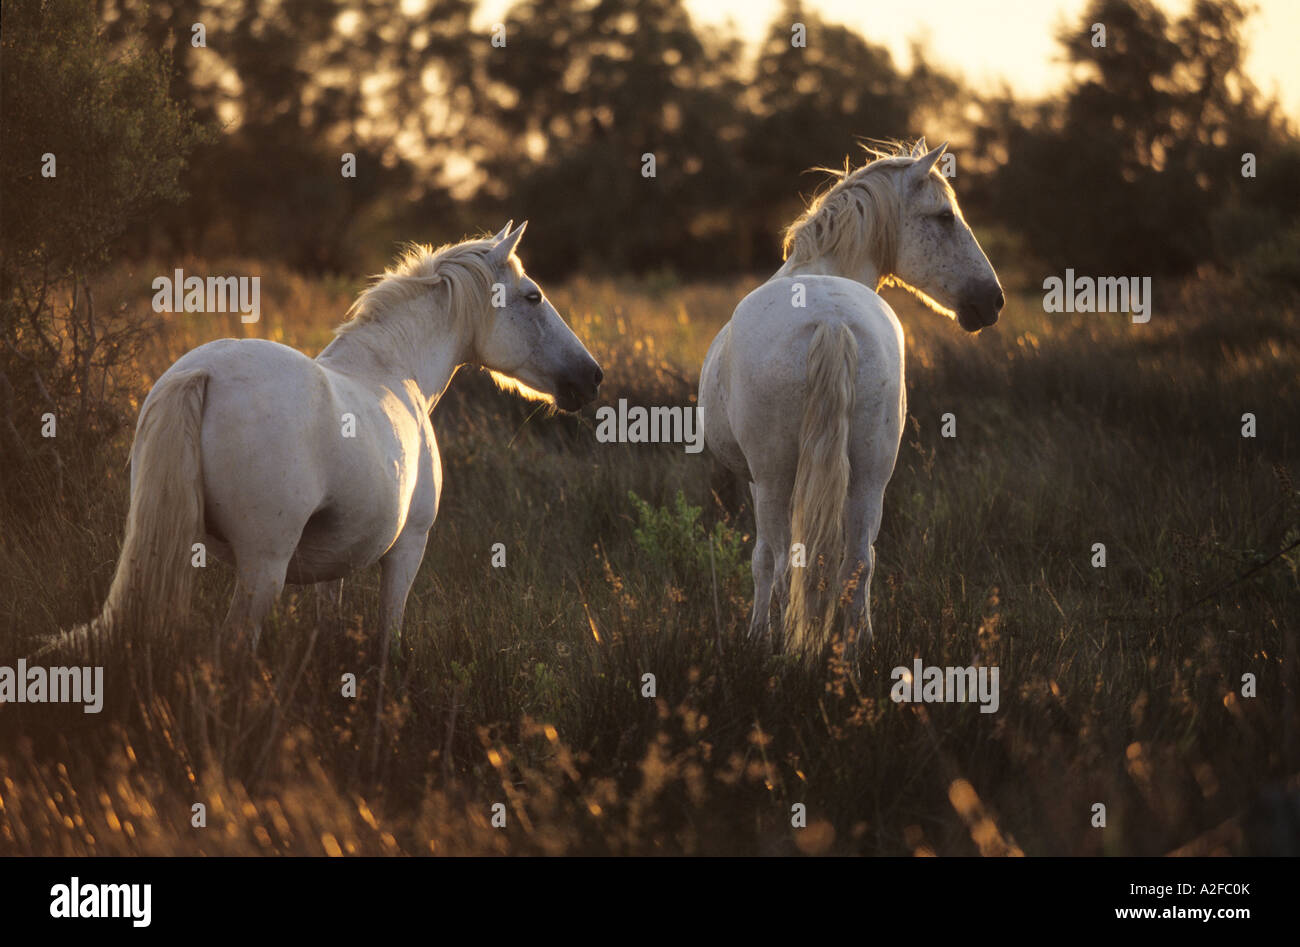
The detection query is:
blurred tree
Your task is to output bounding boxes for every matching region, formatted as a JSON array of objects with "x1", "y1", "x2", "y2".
[
  {"x1": 26, "y1": 0, "x2": 1290, "y2": 286},
  {"x1": 480, "y1": 0, "x2": 952, "y2": 277},
  {"x1": 479, "y1": 0, "x2": 750, "y2": 277},
  {"x1": 986, "y1": 0, "x2": 1297, "y2": 276},
  {"x1": 100, "y1": 0, "x2": 483, "y2": 270},
  {"x1": 740, "y1": 1, "x2": 919, "y2": 267}
]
